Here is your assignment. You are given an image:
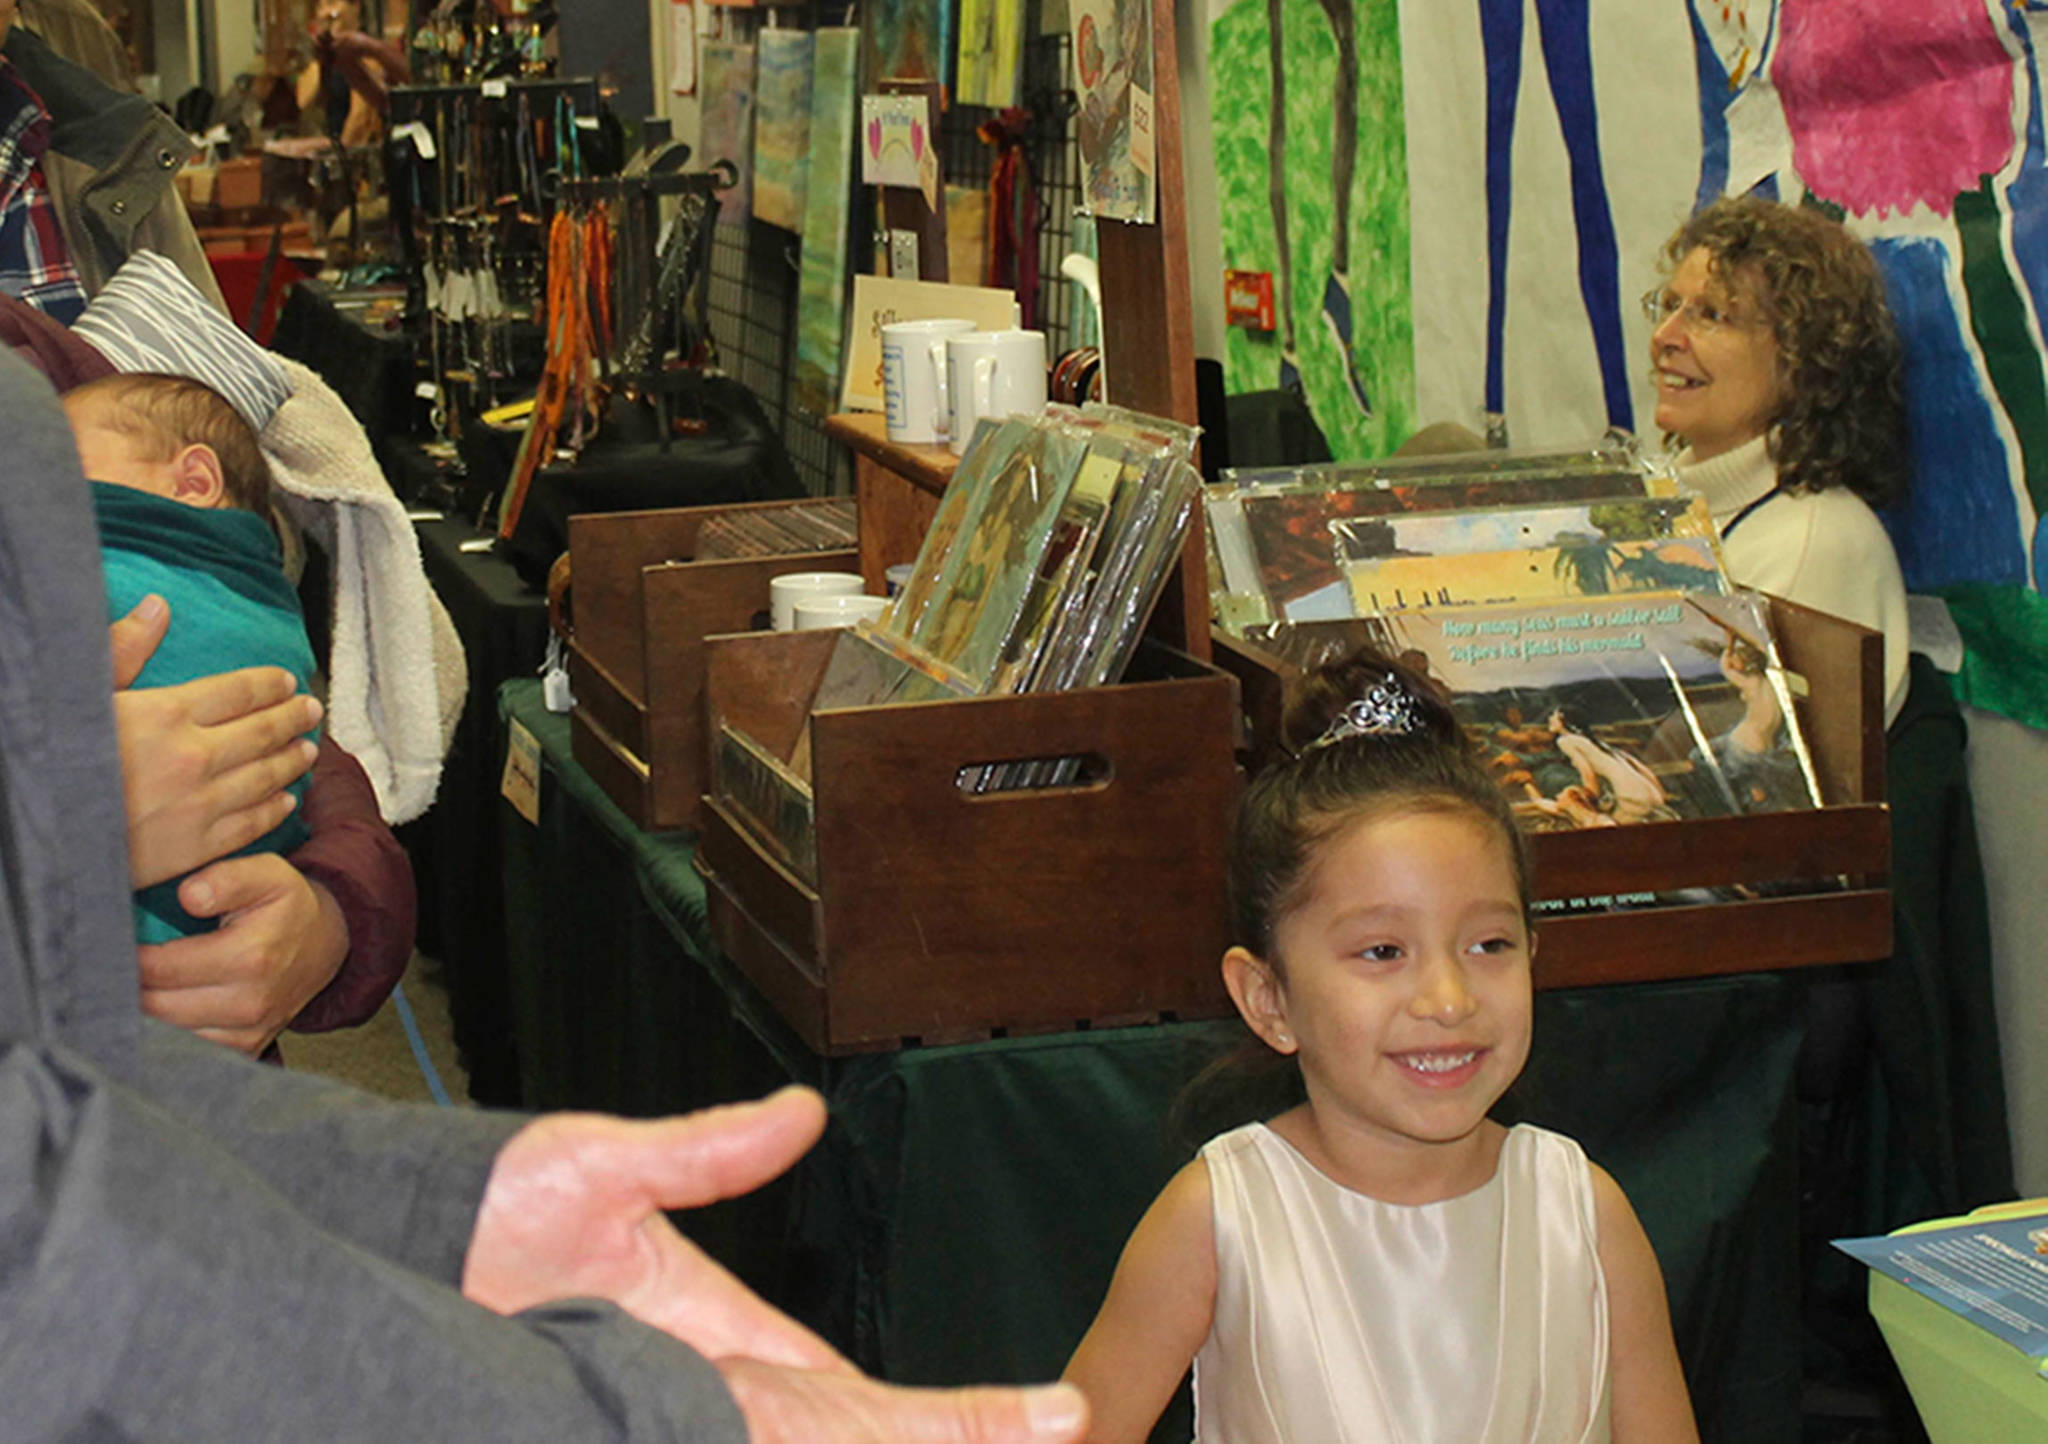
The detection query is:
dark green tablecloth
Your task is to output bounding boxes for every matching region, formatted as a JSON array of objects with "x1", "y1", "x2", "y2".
[{"x1": 497, "y1": 678, "x2": 1802, "y2": 1442}]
